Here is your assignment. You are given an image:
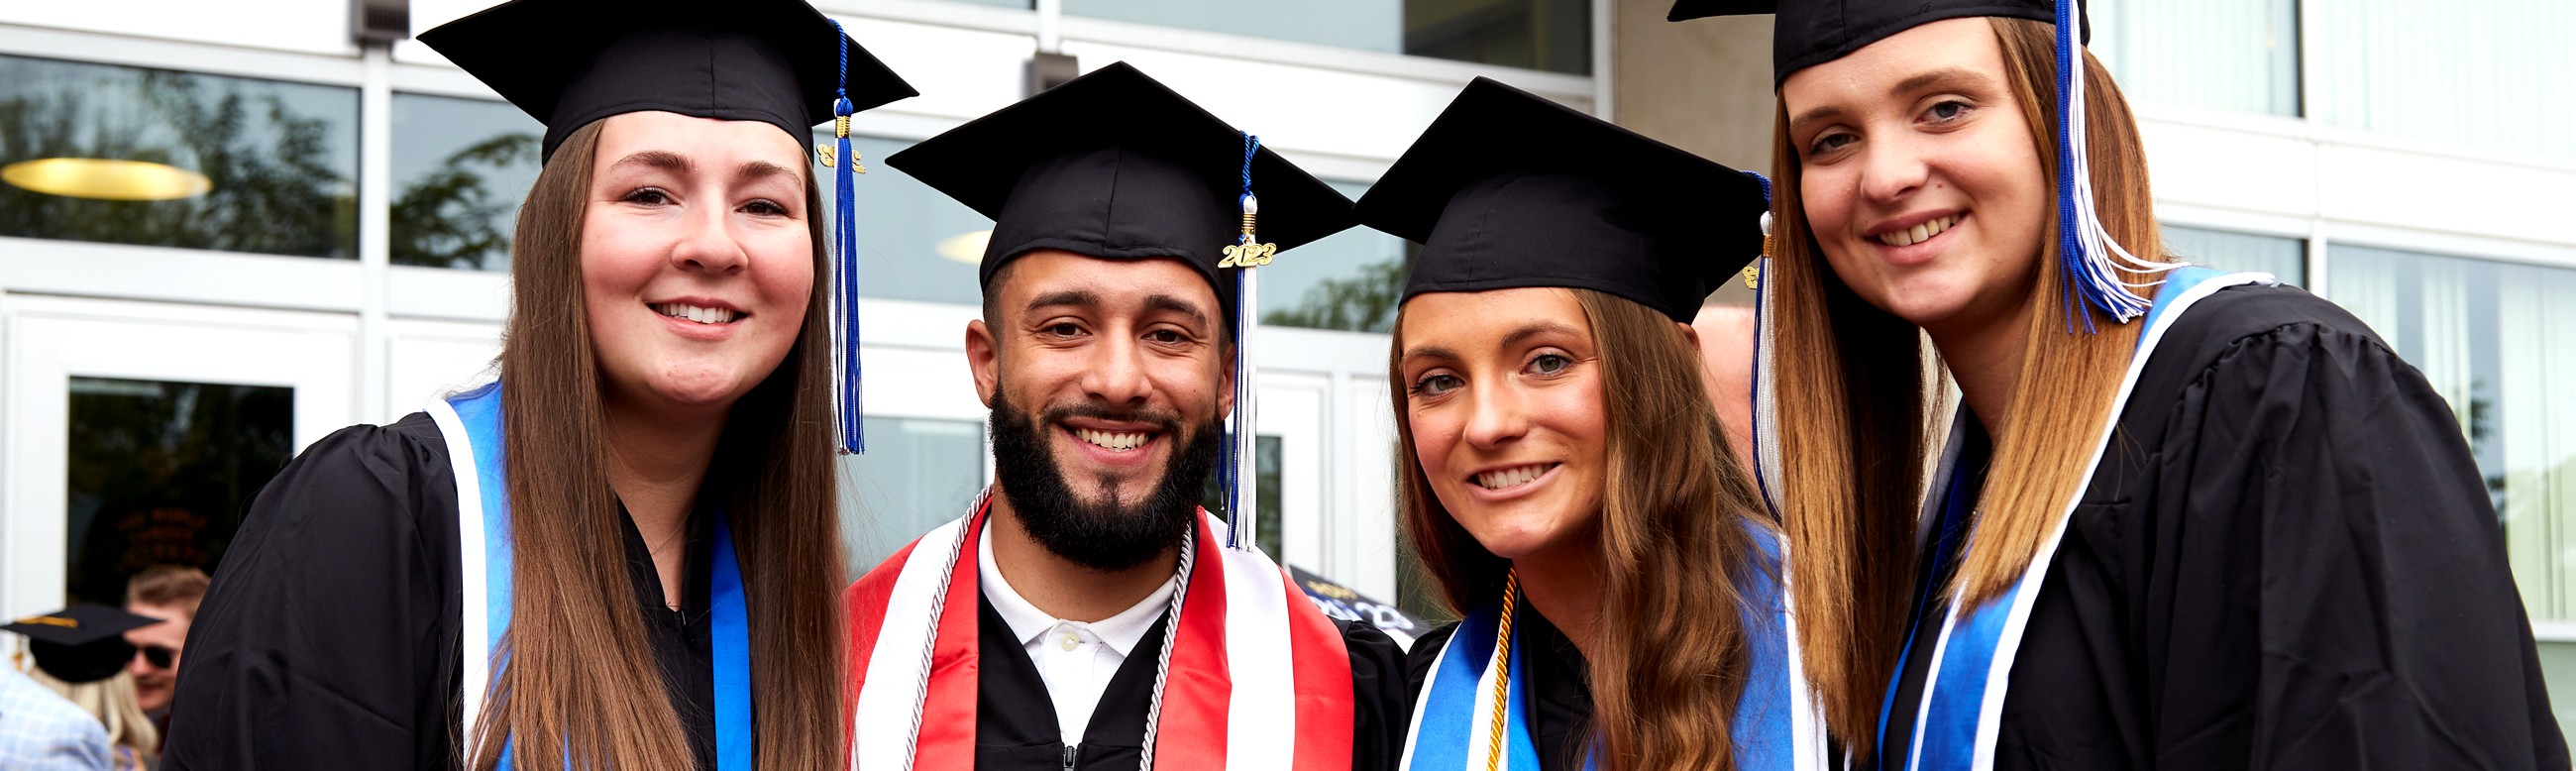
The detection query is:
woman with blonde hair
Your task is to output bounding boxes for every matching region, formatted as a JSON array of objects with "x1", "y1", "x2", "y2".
[
  {"x1": 163, "y1": 0, "x2": 912, "y2": 768},
  {"x1": 1360, "y1": 77, "x2": 1821, "y2": 770},
  {"x1": 1671, "y1": 0, "x2": 2566, "y2": 767},
  {"x1": 7, "y1": 606, "x2": 162, "y2": 770}
]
